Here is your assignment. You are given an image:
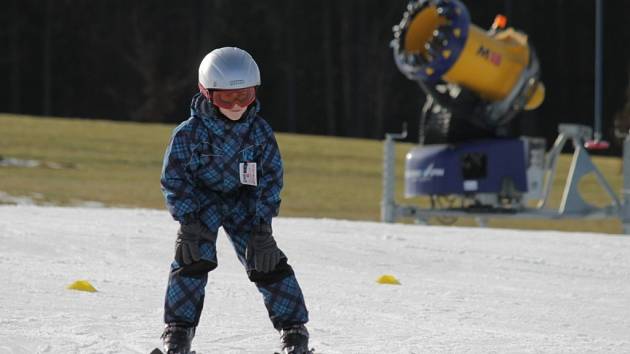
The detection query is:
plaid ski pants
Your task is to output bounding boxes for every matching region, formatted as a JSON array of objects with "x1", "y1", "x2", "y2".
[{"x1": 163, "y1": 219, "x2": 308, "y2": 330}]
